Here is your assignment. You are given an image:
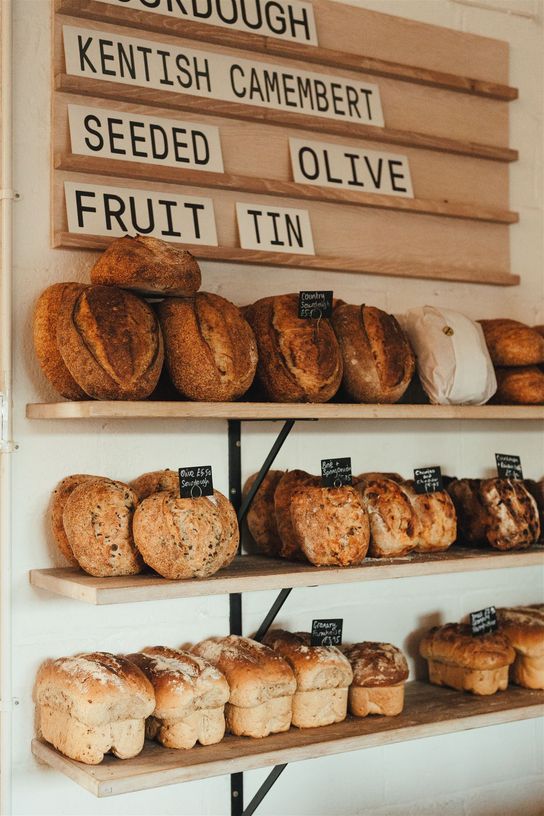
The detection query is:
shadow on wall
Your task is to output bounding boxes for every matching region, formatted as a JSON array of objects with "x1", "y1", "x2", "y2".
[{"x1": 404, "y1": 610, "x2": 443, "y2": 681}]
